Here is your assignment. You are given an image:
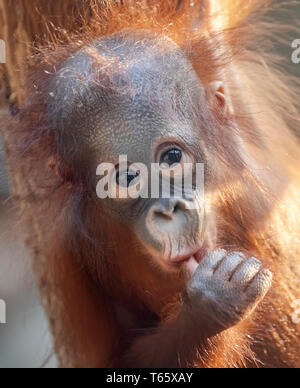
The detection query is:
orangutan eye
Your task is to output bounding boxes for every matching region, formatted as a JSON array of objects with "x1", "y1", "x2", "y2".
[
  {"x1": 116, "y1": 170, "x2": 140, "y2": 188},
  {"x1": 160, "y1": 148, "x2": 183, "y2": 167}
]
